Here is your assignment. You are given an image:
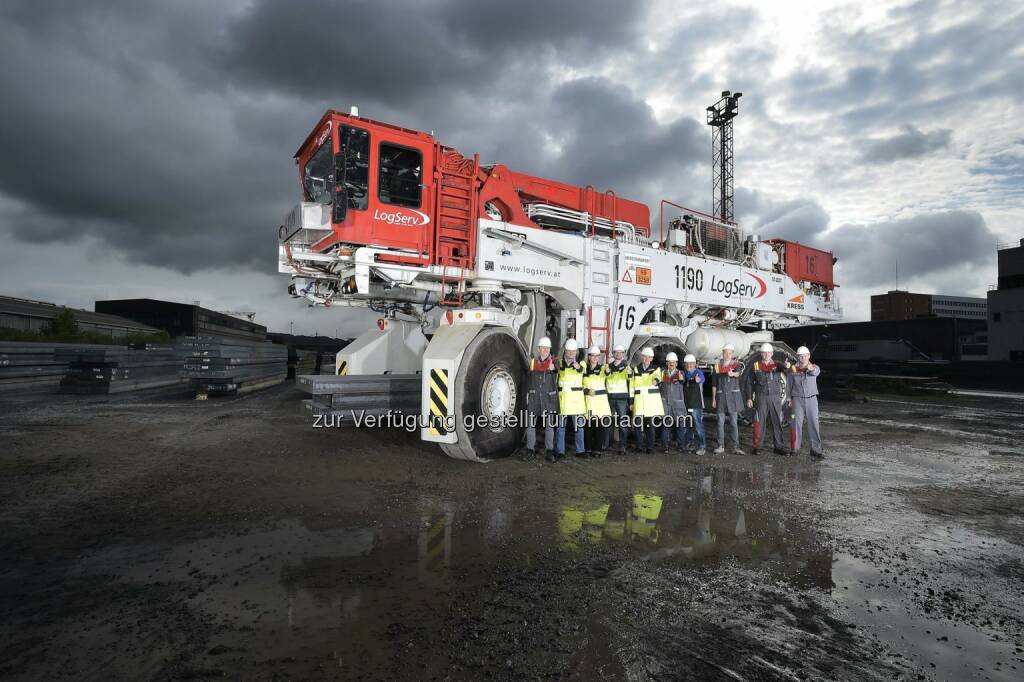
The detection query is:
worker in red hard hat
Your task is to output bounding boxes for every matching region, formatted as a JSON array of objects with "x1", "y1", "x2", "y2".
[
  {"x1": 743, "y1": 342, "x2": 790, "y2": 456},
  {"x1": 522, "y1": 335, "x2": 558, "y2": 462}
]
